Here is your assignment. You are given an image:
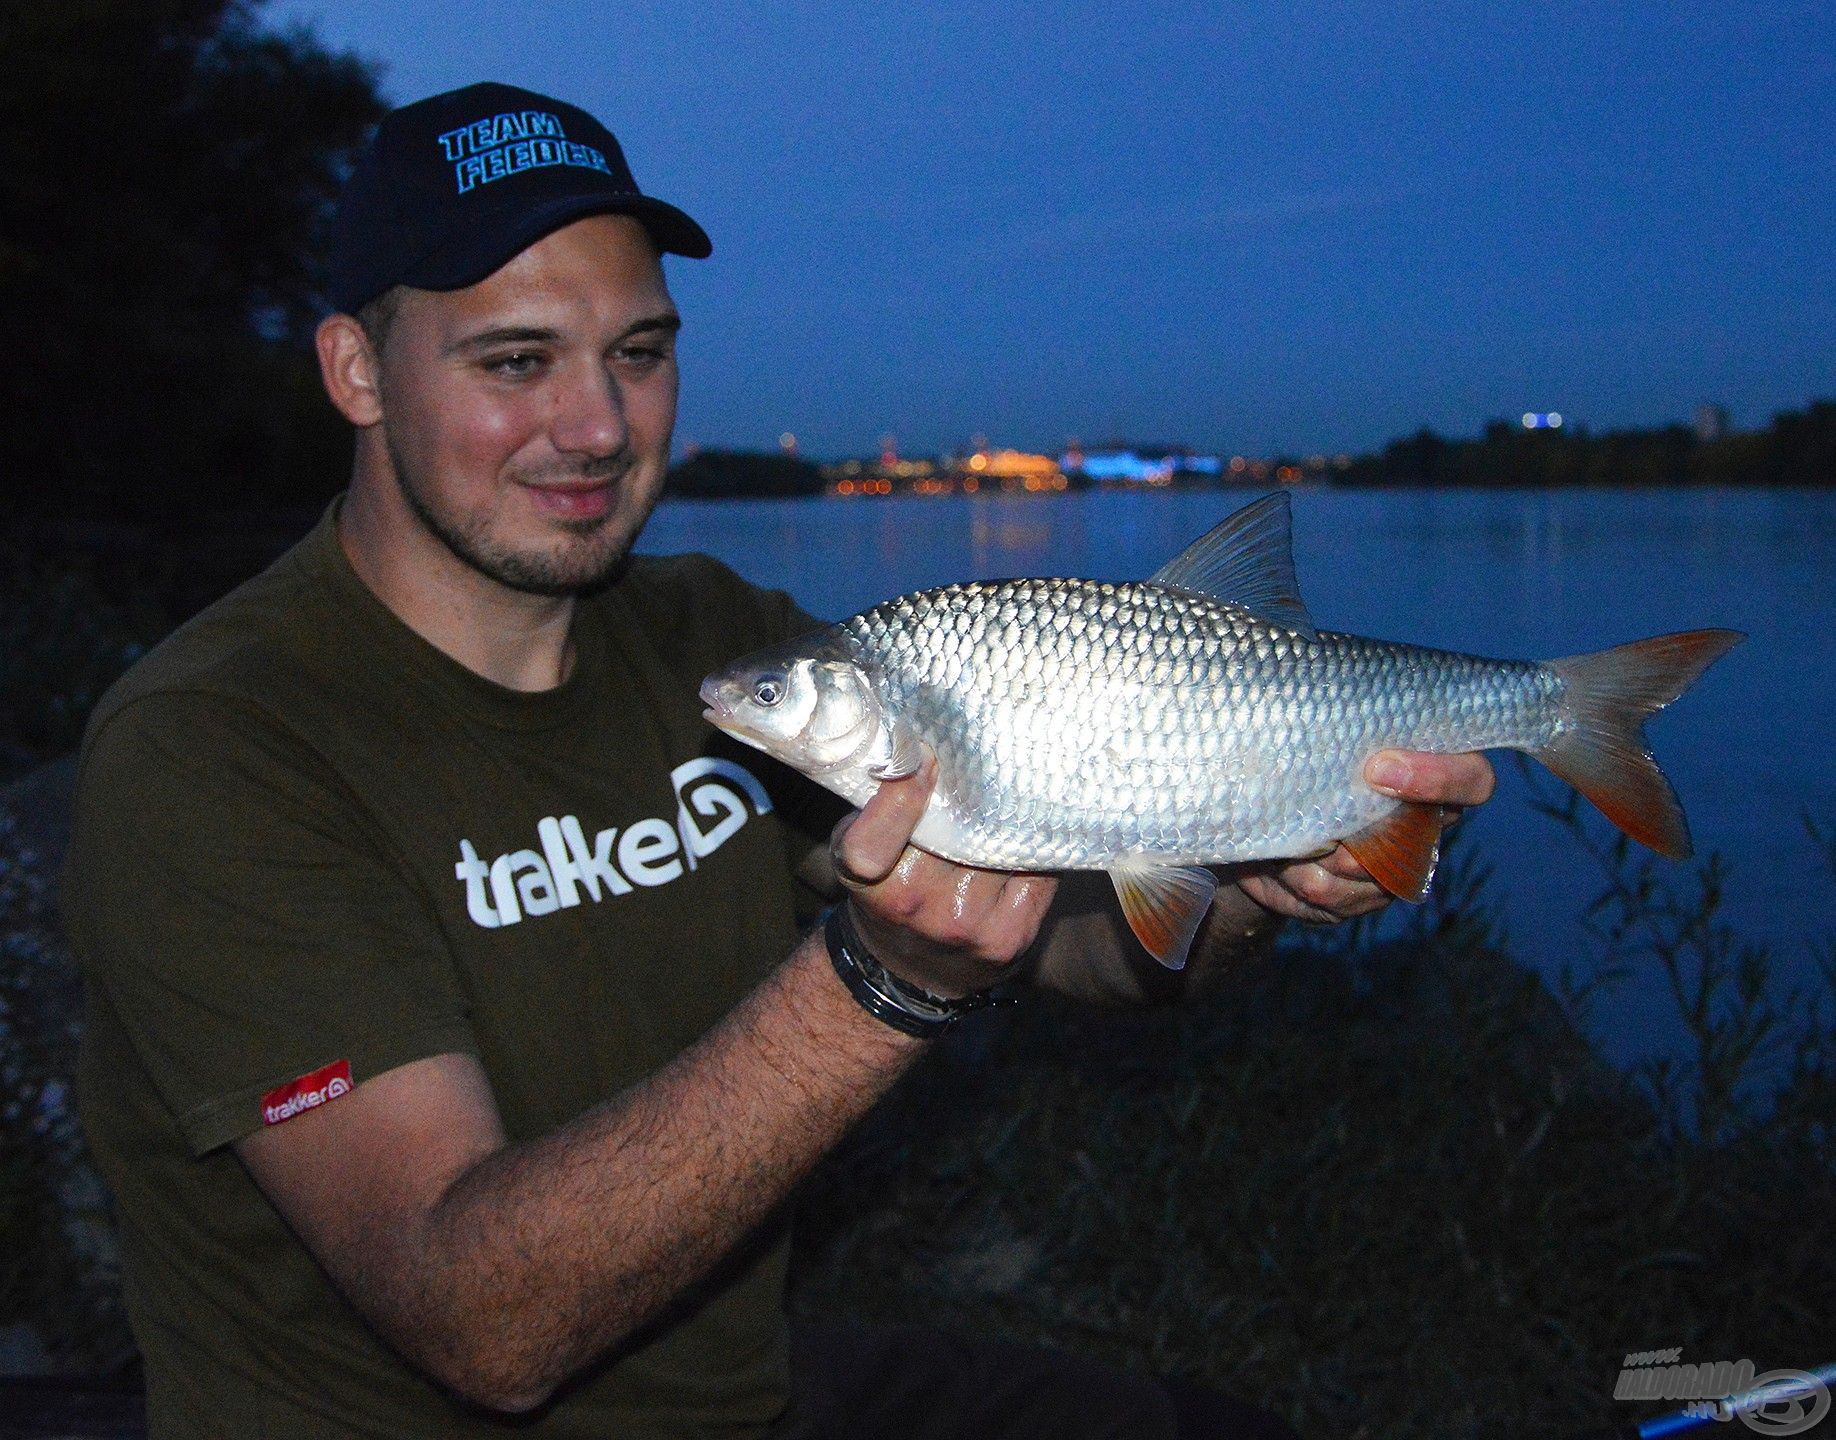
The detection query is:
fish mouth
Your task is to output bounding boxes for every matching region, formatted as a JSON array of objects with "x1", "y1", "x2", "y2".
[{"x1": 698, "y1": 674, "x2": 746, "y2": 734}]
